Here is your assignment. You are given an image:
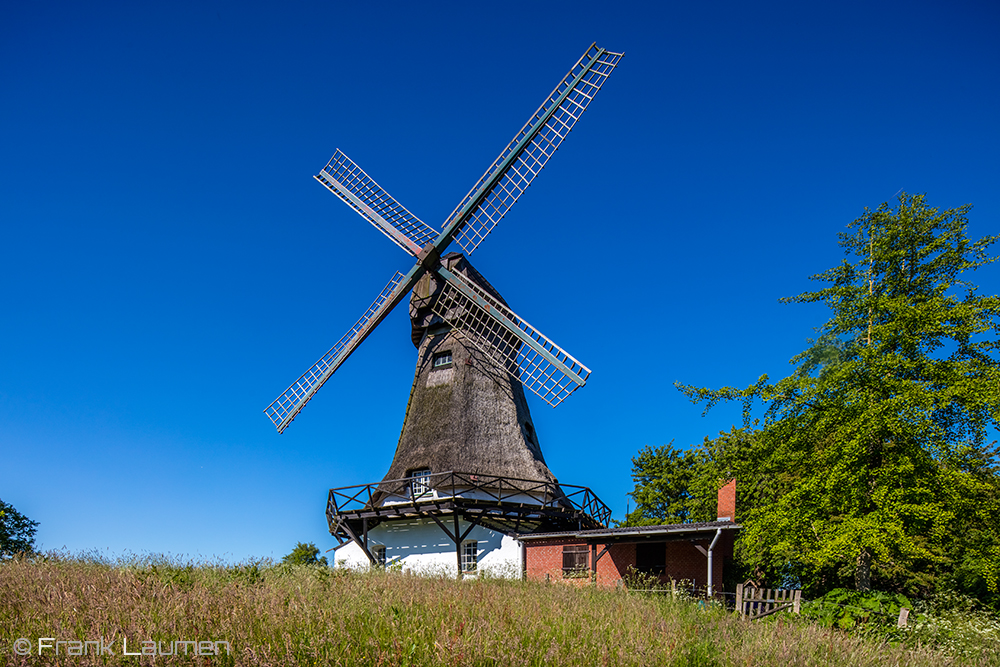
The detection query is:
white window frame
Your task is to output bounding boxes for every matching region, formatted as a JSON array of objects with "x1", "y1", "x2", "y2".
[
  {"x1": 410, "y1": 468, "x2": 432, "y2": 497},
  {"x1": 372, "y1": 545, "x2": 386, "y2": 567},
  {"x1": 461, "y1": 540, "x2": 478, "y2": 573},
  {"x1": 433, "y1": 351, "x2": 453, "y2": 368}
]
